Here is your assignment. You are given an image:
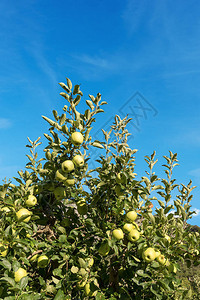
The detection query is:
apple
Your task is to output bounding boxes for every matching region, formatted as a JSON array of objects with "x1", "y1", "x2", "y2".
[
  {"x1": 84, "y1": 283, "x2": 91, "y2": 296},
  {"x1": 115, "y1": 185, "x2": 123, "y2": 196},
  {"x1": 125, "y1": 211, "x2": 137, "y2": 222},
  {"x1": 154, "y1": 249, "x2": 161, "y2": 259},
  {"x1": 64, "y1": 175, "x2": 75, "y2": 186},
  {"x1": 25, "y1": 195, "x2": 37, "y2": 207},
  {"x1": 123, "y1": 223, "x2": 135, "y2": 233},
  {"x1": 55, "y1": 169, "x2": 67, "y2": 182},
  {"x1": 61, "y1": 160, "x2": 74, "y2": 173},
  {"x1": 98, "y1": 242, "x2": 110, "y2": 256},
  {"x1": 14, "y1": 268, "x2": 27, "y2": 283},
  {"x1": 112, "y1": 229, "x2": 124, "y2": 240},
  {"x1": 116, "y1": 173, "x2": 127, "y2": 184},
  {"x1": 0, "y1": 243, "x2": 8, "y2": 257},
  {"x1": 71, "y1": 132, "x2": 84, "y2": 146},
  {"x1": 37, "y1": 255, "x2": 49, "y2": 268},
  {"x1": 156, "y1": 254, "x2": 166, "y2": 265},
  {"x1": 148, "y1": 202, "x2": 153, "y2": 209},
  {"x1": 16, "y1": 208, "x2": 32, "y2": 223},
  {"x1": 54, "y1": 186, "x2": 66, "y2": 200},
  {"x1": 142, "y1": 247, "x2": 156, "y2": 263},
  {"x1": 127, "y1": 229, "x2": 140, "y2": 242},
  {"x1": 73, "y1": 155, "x2": 84, "y2": 167}
]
